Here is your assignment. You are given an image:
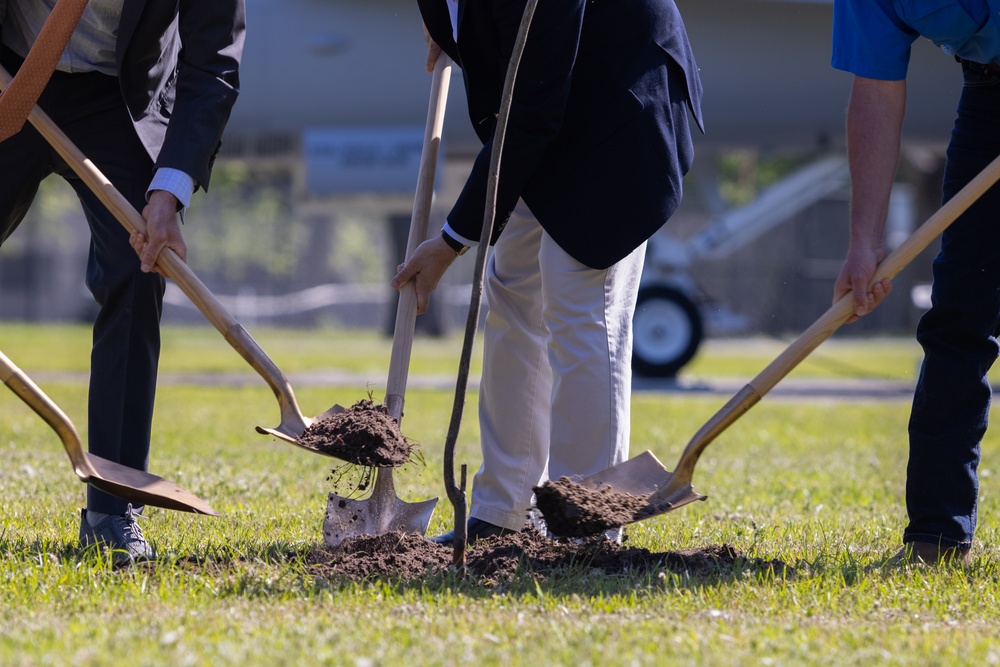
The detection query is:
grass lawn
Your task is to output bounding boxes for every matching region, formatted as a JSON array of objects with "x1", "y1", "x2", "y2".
[{"x1": 1, "y1": 324, "x2": 998, "y2": 666}]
